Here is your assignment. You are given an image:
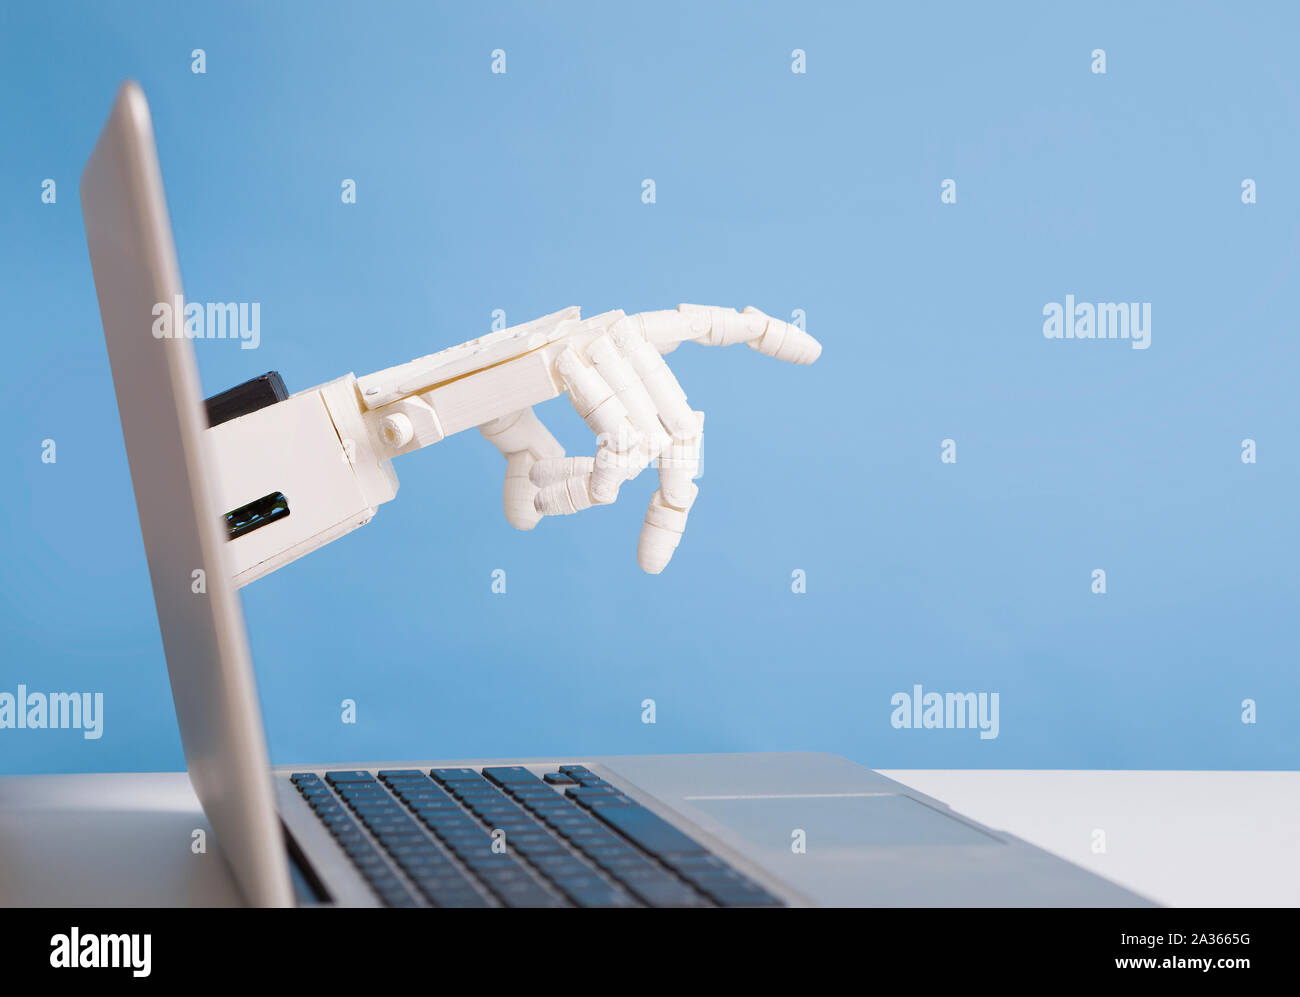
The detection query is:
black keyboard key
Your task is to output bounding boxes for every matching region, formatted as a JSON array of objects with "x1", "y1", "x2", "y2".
[
  {"x1": 483, "y1": 766, "x2": 543, "y2": 787},
  {"x1": 588, "y1": 855, "x2": 660, "y2": 877},
  {"x1": 378, "y1": 769, "x2": 426, "y2": 780},
  {"x1": 411, "y1": 869, "x2": 471, "y2": 889},
  {"x1": 428, "y1": 888, "x2": 492, "y2": 909},
  {"x1": 391, "y1": 790, "x2": 440, "y2": 802},
  {"x1": 356, "y1": 810, "x2": 409, "y2": 823},
  {"x1": 345, "y1": 796, "x2": 398, "y2": 809},
  {"x1": 420, "y1": 802, "x2": 474, "y2": 817},
  {"x1": 393, "y1": 854, "x2": 452, "y2": 874},
  {"x1": 554, "y1": 877, "x2": 639, "y2": 908},
  {"x1": 481, "y1": 826, "x2": 534, "y2": 842},
  {"x1": 452, "y1": 796, "x2": 502, "y2": 810},
  {"x1": 466, "y1": 799, "x2": 519, "y2": 813},
  {"x1": 495, "y1": 824, "x2": 542, "y2": 839},
  {"x1": 351, "y1": 853, "x2": 388, "y2": 873},
  {"x1": 581, "y1": 842, "x2": 645, "y2": 862},
  {"x1": 390, "y1": 841, "x2": 451, "y2": 859},
  {"x1": 693, "y1": 879, "x2": 782, "y2": 907},
  {"x1": 560, "y1": 825, "x2": 616, "y2": 843},
  {"x1": 477, "y1": 872, "x2": 538, "y2": 895},
  {"x1": 511, "y1": 839, "x2": 566, "y2": 857},
  {"x1": 410, "y1": 800, "x2": 461, "y2": 813},
  {"x1": 401, "y1": 797, "x2": 454, "y2": 810},
  {"x1": 440, "y1": 834, "x2": 491, "y2": 853},
  {"x1": 325, "y1": 770, "x2": 378, "y2": 784},
  {"x1": 311, "y1": 804, "x2": 347, "y2": 819},
  {"x1": 545, "y1": 811, "x2": 597, "y2": 827},
  {"x1": 351, "y1": 801, "x2": 407, "y2": 815},
  {"x1": 444, "y1": 837, "x2": 495, "y2": 856},
  {"x1": 592, "y1": 805, "x2": 709, "y2": 858},
  {"x1": 352, "y1": 798, "x2": 406, "y2": 811},
  {"x1": 529, "y1": 794, "x2": 576, "y2": 806},
  {"x1": 415, "y1": 815, "x2": 469, "y2": 831},
  {"x1": 565, "y1": 786, "x2": 621, "y2": 802},
  {"x1": 540, "y1": 805, "x2": 589, "y2": 820},
  {"x1": 558, "y1": 765, "x2": 593, "y2": 777},
  {"x1": 491, "y1": 879, "x2": 567, "y2": 908},
  {"x1": 547, "y1": 824, "x2": 598, "y2": 842},
  {"x1": 509, "y1": 829, "x2": 559, "y2": 843},
  {"x1": 585, "y1": 796, "x2": 638, "y2": 809},
  {"x1": 665, "y1": 854, "x2": 729, "y2": 874},
  {"x1": 414, "y1": 879, "x2": 477, "y2": 903},
  {"x1": 431, "y1": 768, "x2": 482, "y2": 784},
  {"x1": 543, "y1": 772, "x2": 576, "y2": 785},
  {"x1": 360, "y1": 814, "x2": 419, "y2": 830},
  {"x1": 522, "y1": 799, "x2": 572, "y2": 814},
  {"x1": 597, "y1": 859, "x2": 666, "y2": 881},
  {"x1": 479, "y1": 804, "x2": 529, "y2": 818},
  {"x1": 509, "y1": 789, "x2": 558, "y2": 803},
  {"x1": 528, "y1": 854, "x2": 592, "y2": 876},
  {"x1": 564, "y1": 784, "x2": 617, "y2": 795},
  {"x1": 619, "y1": 874, "x2": 709, "y2": 907},
  {"x1": 442, "y1": 785, "x2": 490, "y2": 798},
  {"x1": 378, "y1": 835, "x2": 434, "y2": 852},
  {"x1": 367, "y1": 870, "x2": 404, "y2": 889},
  {"x1": 372, "y1": 823, "x2": 425, "y2": 839},
  {"x1": 359, "y1": 814, "x2": 414, "y2": 829}
]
